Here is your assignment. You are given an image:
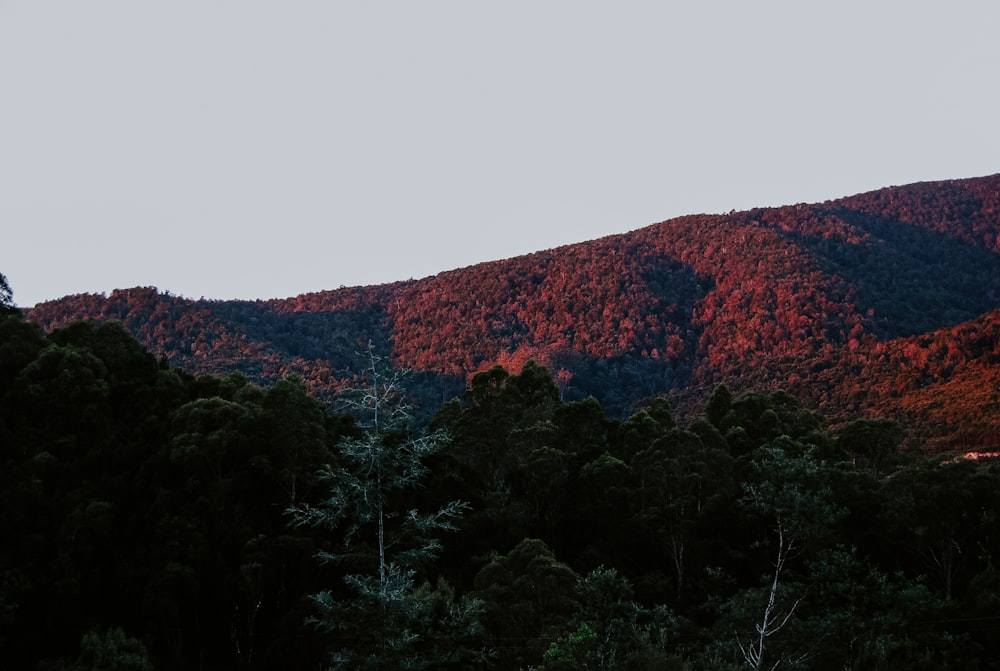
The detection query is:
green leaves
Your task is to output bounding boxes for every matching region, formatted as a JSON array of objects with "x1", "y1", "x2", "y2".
[
  {"x1": 474, "y1": 538, "x2": 579, "y2": 668},
  {"x1": 730, "y1": 447, "x2": 847, "y2": 670},
  {"x1": 539, "y1": 567, "x2": 681, "y2": 671},
  {"x1": 64, "y1": 627, "x2": 154, "y2": 671}
]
